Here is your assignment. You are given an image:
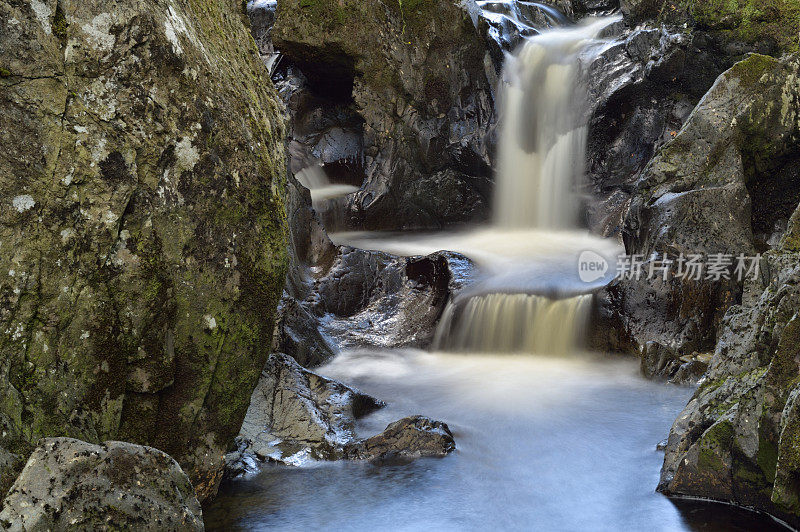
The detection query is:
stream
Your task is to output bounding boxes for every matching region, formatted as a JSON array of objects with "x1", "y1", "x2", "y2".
[
  {"x1": 205, "y1": 351, "x2": 785, "y2": 531},
  {"x1": 207, "y1": 15, "x2": 790, "y2": 532}
]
